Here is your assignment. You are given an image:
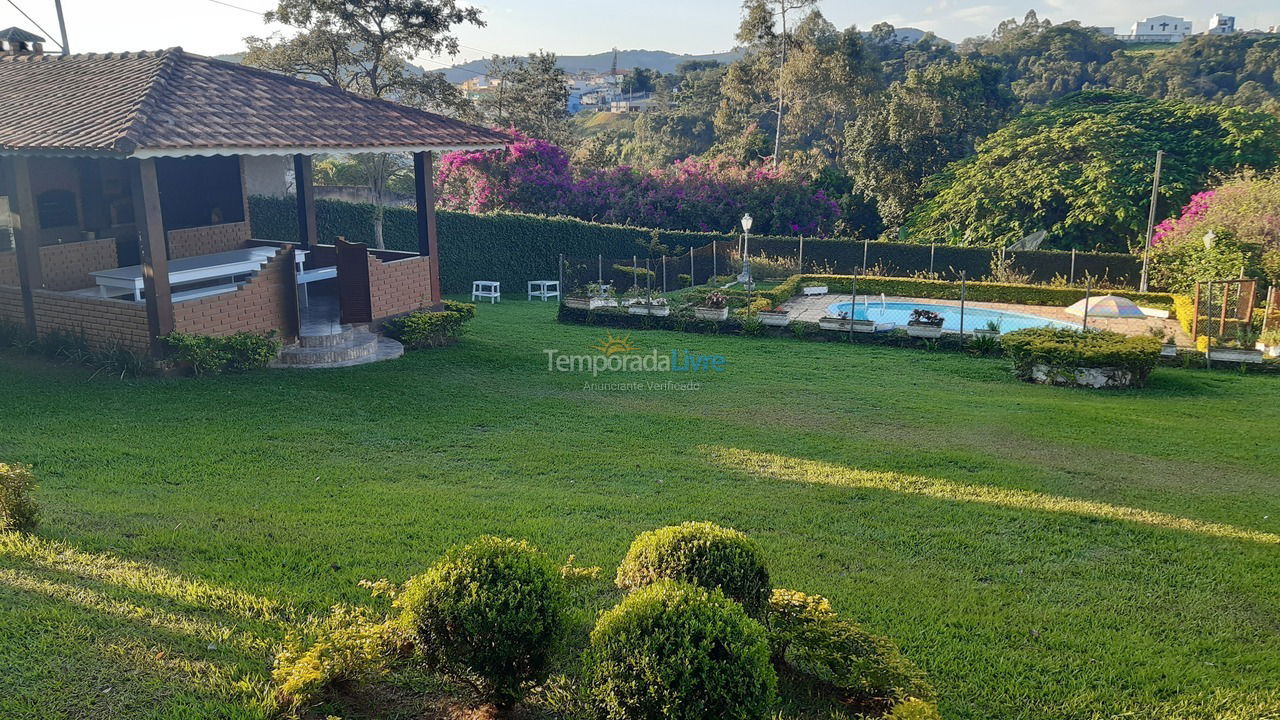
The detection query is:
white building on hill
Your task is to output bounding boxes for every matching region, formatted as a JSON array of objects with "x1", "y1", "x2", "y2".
[
  {"x1": 1205, "y1": 13, "x2": 1236, "y2": 34},
  {"x1": 1123, "y1": 15, "x2": 1194, "y2": 42}
]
